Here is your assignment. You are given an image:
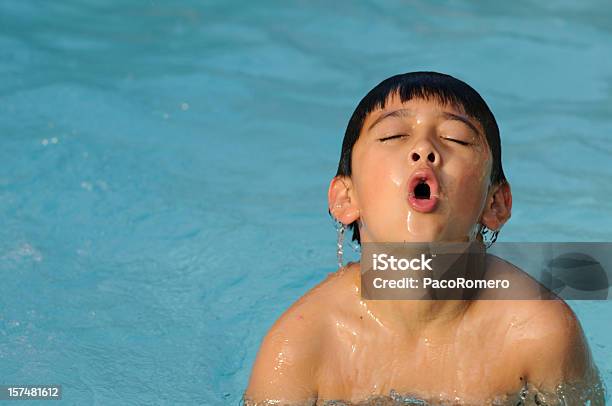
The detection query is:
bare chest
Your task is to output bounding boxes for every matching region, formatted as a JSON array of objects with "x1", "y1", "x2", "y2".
[{"x1": 316, "y1": 324, "x2": 525, "y2": 404}]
